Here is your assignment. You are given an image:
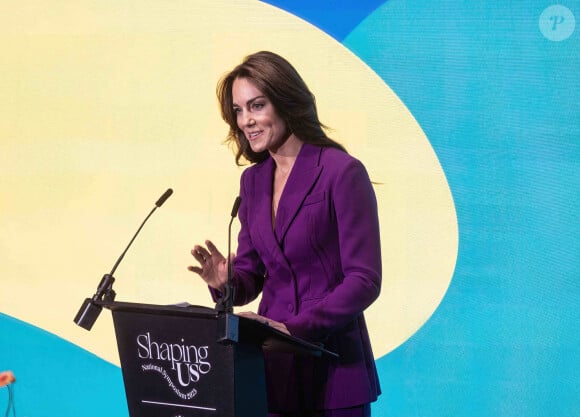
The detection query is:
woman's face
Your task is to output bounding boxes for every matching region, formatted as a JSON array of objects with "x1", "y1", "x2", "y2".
[{"x1": 232, "y1": 77, "x2": 289, "y2": 154}]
